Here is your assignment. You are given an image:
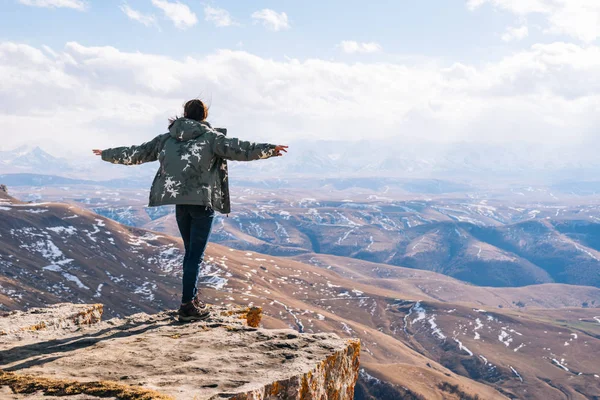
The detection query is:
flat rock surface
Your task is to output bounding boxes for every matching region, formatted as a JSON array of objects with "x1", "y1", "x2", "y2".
[
  {"x1": 0, "y1": 304, "x2": 103, "y2": 336},
  {"x1": 0, "y1": 305, "x2": 357, "y2": 399}
]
